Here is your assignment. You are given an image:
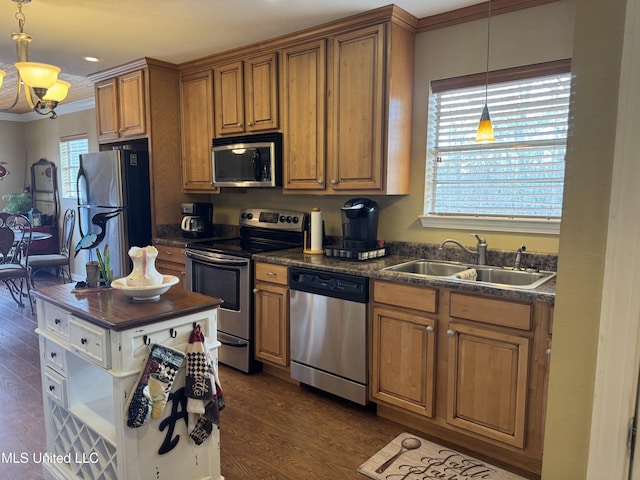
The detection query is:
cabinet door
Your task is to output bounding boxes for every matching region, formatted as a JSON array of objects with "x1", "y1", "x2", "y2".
[
  {"x1": 371, "y1": 305, "x2": 436, "y2": 417},
  {"x1": 95, "y1": 78, "x2": 120, "y2": 142},
  {"x1": 254, "y1": 281, "x2": 289, "y2": 367},
  {"x1": 180, "y1": 71, "x2": 218, "y2": 193},
  {"x1": 245, "y1": 52, "x2": 278, "y2": 132},
  {"x1": 118, "y1": 70, "x2": 146, "y2": 138},
  {"x1": 329, "y1": 24, "x2": 384, "y2": 191},
  {"x1": 447, "y1": 322, "x2": 530, "y2": 448},
  {"x1": 282, "y1": 40, "x2": 327, "y2": 191},
  {"x1": 214, "y1": 61, "x2": 245, "y2": 136}
]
